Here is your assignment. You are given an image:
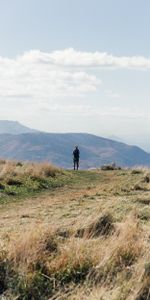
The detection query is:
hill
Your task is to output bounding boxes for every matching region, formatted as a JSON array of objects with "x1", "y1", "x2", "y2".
[
  {"x1": 0, "y1": 161, "x2": 150, "y2": 299},
  {"x1": 0, "y1": 132, "x2": 150, "y2": 168},
  {"x1": 0, "y1": 120, "x2": 37, "y2": 134}
]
